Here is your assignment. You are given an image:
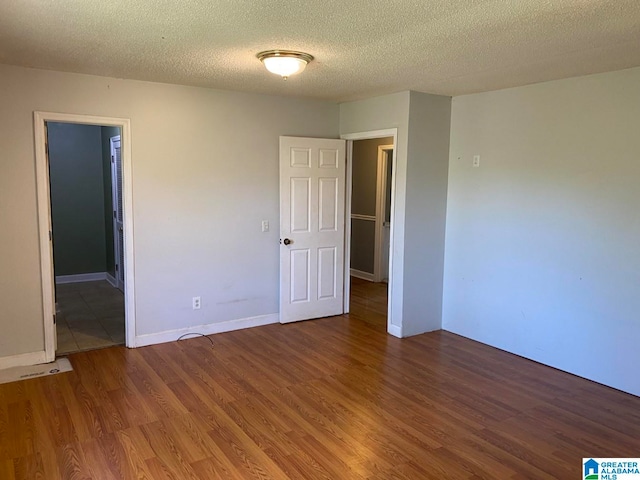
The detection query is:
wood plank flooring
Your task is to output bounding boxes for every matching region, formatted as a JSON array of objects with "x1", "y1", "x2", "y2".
[
  {"x1": 348, "y1": 277, "x2": 388, "y2": 329},
  {"x1": 1, "y1": 300, "x2": 639, "y2": 477}
]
